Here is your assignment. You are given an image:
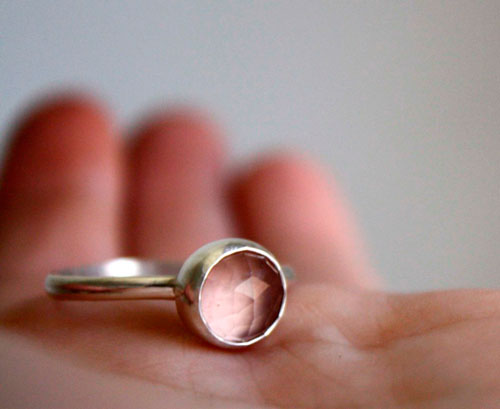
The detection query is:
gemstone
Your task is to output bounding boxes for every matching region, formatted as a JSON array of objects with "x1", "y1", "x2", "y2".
[{"x1": 200, "y1": 251, "x2": 284, "y2": 343}]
